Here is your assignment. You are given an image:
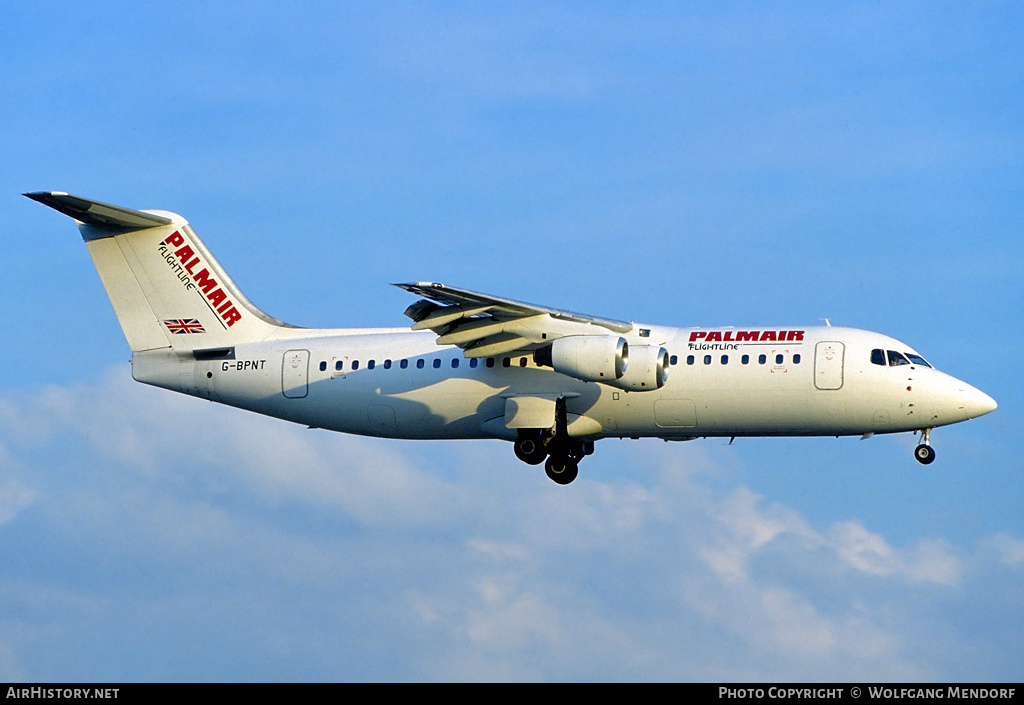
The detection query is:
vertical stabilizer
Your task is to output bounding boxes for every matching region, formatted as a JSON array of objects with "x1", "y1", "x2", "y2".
[{"x1": 25, "y1": 192, "x2": 290, "y2": 353}]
